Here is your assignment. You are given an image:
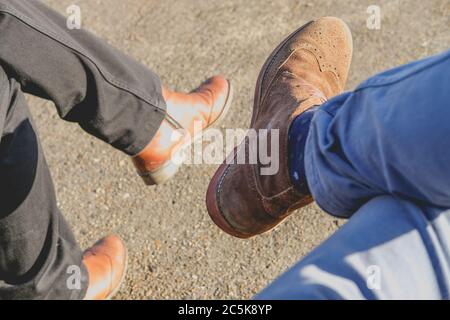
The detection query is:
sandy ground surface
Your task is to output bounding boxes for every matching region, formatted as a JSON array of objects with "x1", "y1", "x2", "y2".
[{"x1": 30, "y1": 0, "x2": 450, "y2": 299}]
